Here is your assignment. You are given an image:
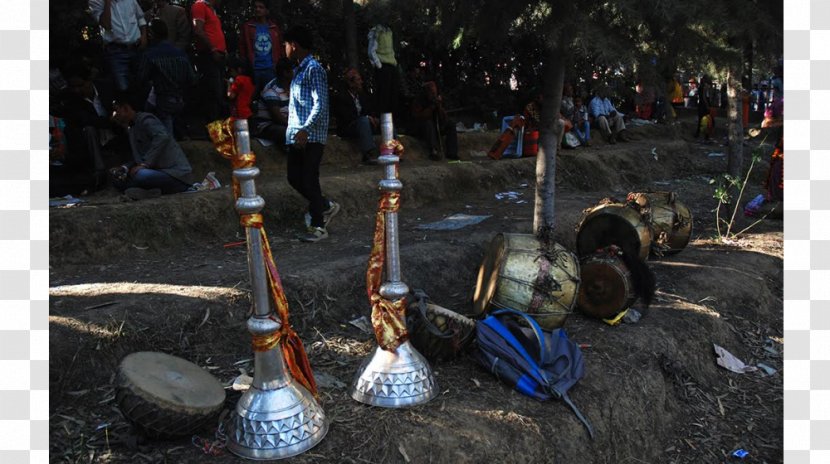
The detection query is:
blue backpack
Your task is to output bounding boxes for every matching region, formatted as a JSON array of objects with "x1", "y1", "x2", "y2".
[{"x1": 474, "y1": 309, "x2": 594, "y2": 438}]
